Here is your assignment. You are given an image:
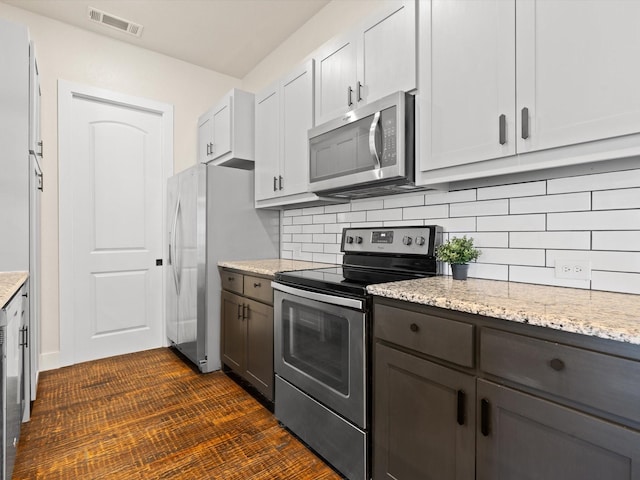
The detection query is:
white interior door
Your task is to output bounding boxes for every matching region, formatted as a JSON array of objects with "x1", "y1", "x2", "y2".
[{"x1": 59, "y1": 81, "x2": 173, "y2": 366}]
